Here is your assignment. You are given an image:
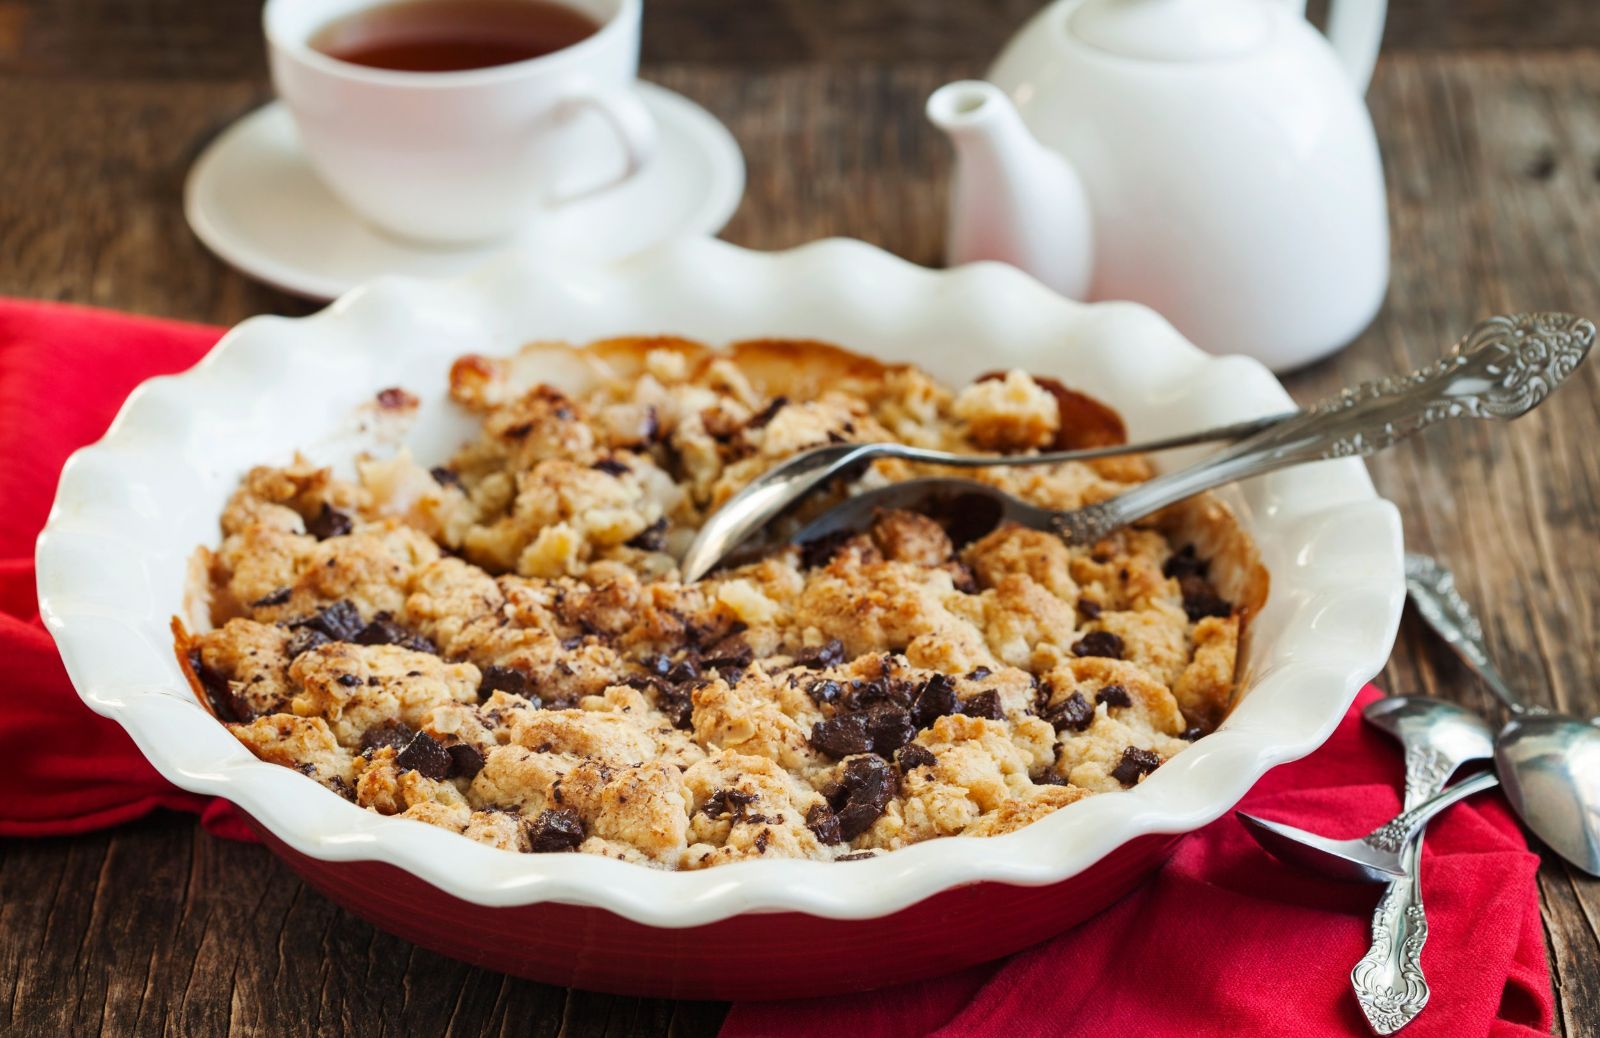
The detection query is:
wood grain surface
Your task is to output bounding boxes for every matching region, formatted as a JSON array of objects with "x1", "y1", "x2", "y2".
[{"x1": 3, "y1": 1, "x2": 1599, "y2": 1035}]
